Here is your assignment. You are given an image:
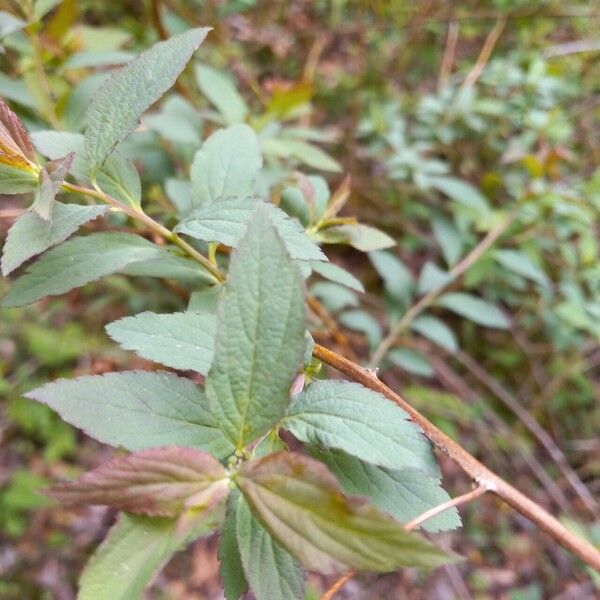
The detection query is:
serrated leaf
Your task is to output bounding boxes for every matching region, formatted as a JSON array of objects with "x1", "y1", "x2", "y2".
[
  {"x1": 175, "y1": 197, "x2": 326, "y2": 262},
  {"x1": 310, "y1": 261, "x2": 364, "y2": 292},
  {"x1": 314, "y1": 450, "x2": 461, "y2": 533},
  {"x1": 196, "y1": 64, "x2": 248, "y2": 125},
  {"x1": 121, "y1": 252, "x2": 215, "y2": 284},
  {"x1": 106, "y1": 310, "x2": 216, "y2": 374},
  {"x1": 219, "y1": 492, "x2": 248, "y2": 600},
  {"x1": 0, "y1": 162, "x2": 39, "y2": 194},
  {"x1": 235, "y1": 452, "x2": 455, "y2": 574},
  {"x1": 236, "y1": 497, "x2": 305, "y2": 600},
  {"x1": 79, "y1": 507, "x2": 224, "y2": 600},
  {"x1": 85, "y1": 27, "x2": 211, "y2": 175},
  {"x1": 315, "y1": 223, "x2": 395, "y2": 252},
  {"x1": 1, "y1": 202, "x2": 107, "y2": 276},
  {"x1": 437, "y1": 292, "x2": 510, "y2": 329},
  {"x1": 387, "y1": 348, "x2": 434, "y2": 377},
  {"x1": 410, "y1": 315, "x2": 458, "y2": 352},
  {"x1": 285, "y1": 380, "x2": 438, "y2": 475},
  {"x1": 1, "y1": 232, "x2": 165, "y2": 308},
  {"x1": 494, "y1": 249, "x2": 549, "y2": 287},
  {"x1": 30, "y1": 153, "x2": 75, "y2": 221},
  {"x1": 25, "y1": 370, "x2": 233, "y2": 458},
  {"x1": 46, "y1": 446, "x2": 229, "y2": 517},
  {"x1": 190, "y1": 124, "x2": 262, "y2": 207},
  {"x1": 32, "y1": 131, "x2": 141, "y2": 207},
  {"x1": 206, "y1": 205, "x2": 306, "y2": 449}
]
